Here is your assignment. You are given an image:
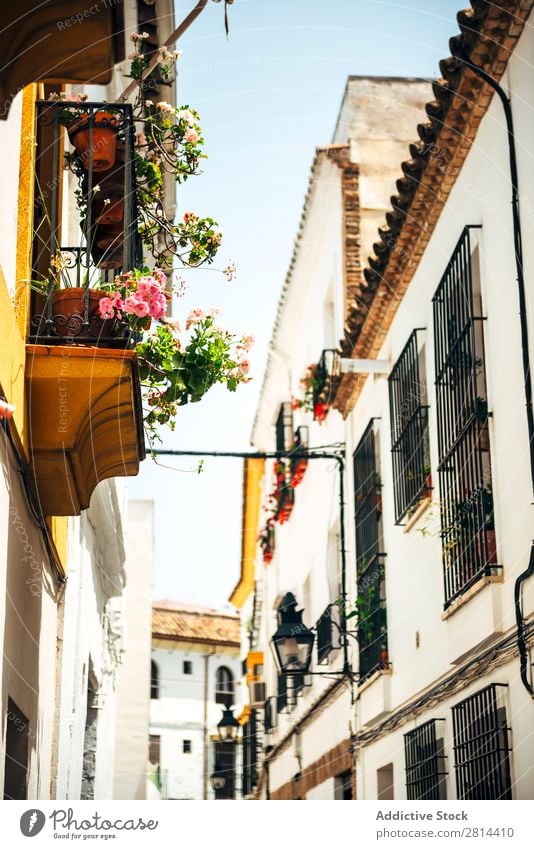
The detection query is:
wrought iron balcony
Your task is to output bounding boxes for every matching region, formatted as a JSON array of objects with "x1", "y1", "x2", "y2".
[
  {"x1": 30, "y1": 100, "x2": 141, "y2": 345},
  {"x1": 24, "y1": 100, "x2": 145, "y2": 516}
]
